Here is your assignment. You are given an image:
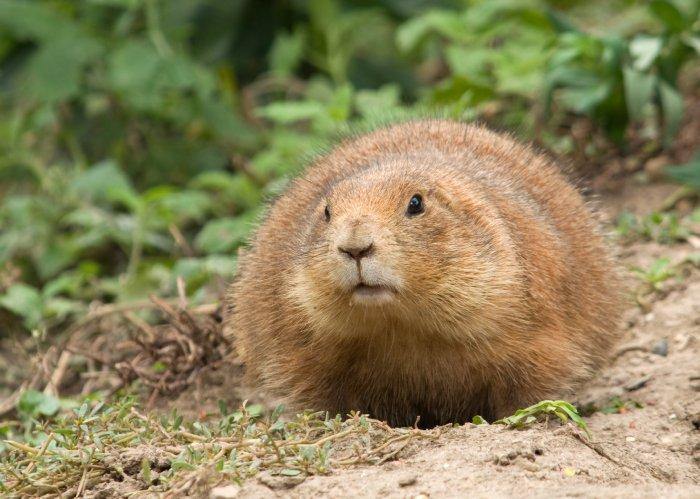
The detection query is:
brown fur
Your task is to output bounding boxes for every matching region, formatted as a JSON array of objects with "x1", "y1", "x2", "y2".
[{"x1": 224, "y1": 120, "x2": 624, "y2": 427}]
